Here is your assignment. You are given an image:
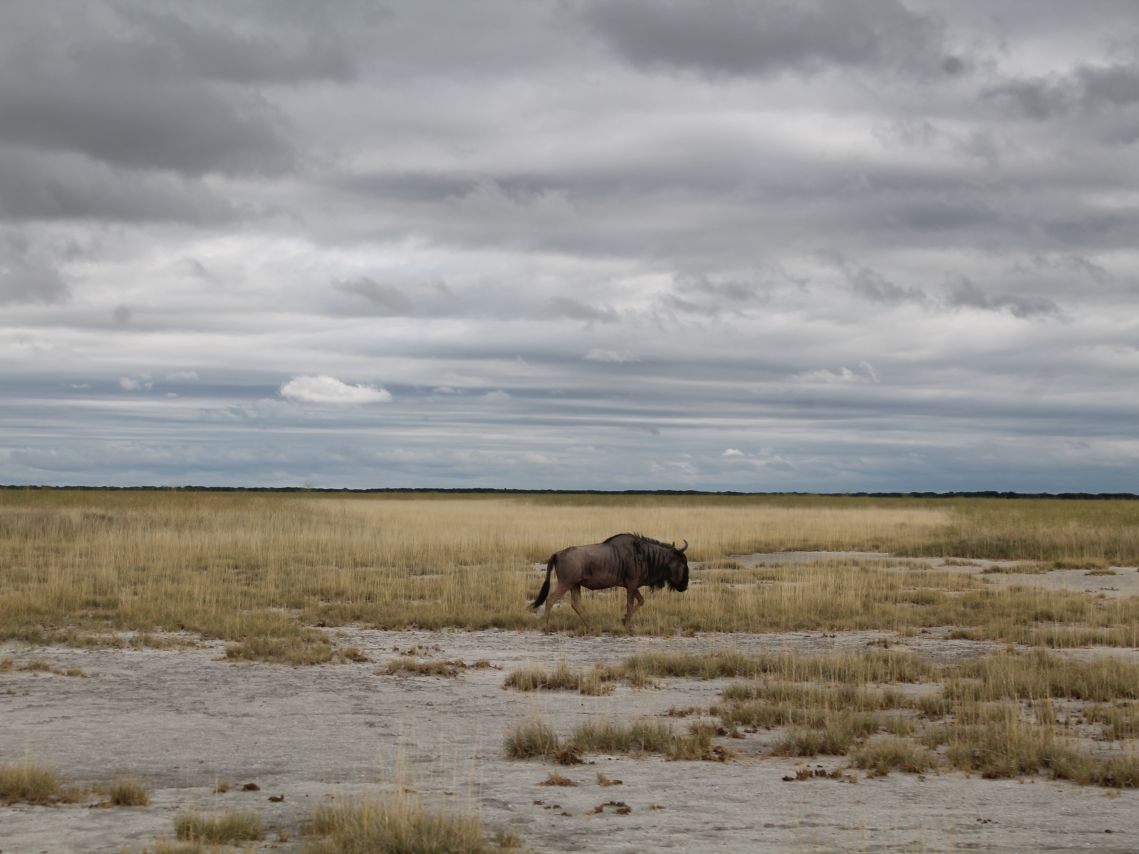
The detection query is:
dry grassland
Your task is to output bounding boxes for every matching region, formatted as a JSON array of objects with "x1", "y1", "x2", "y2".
[{"x1": 3, "y1": 490, "x2": 1139, "y2": 660}]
